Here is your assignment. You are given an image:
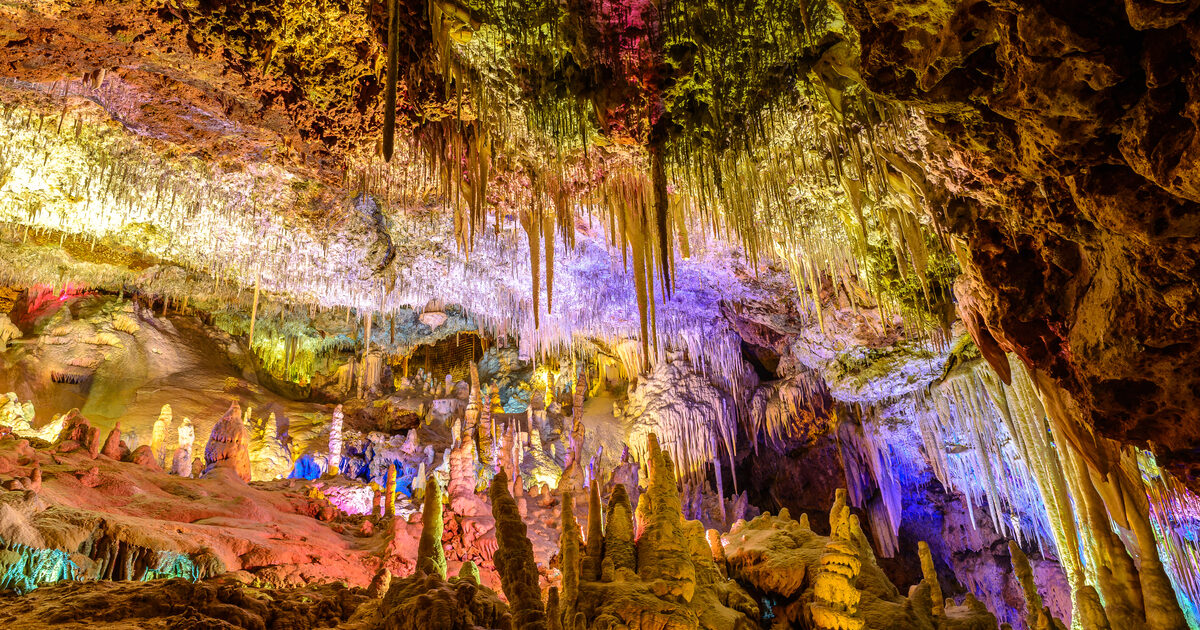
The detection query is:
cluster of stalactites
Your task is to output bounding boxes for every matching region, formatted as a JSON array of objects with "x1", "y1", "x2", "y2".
[{"x1": 848, "y1": 354, "x2": 1194, "y2": 629}]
